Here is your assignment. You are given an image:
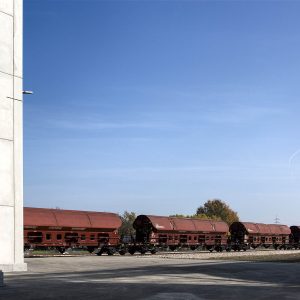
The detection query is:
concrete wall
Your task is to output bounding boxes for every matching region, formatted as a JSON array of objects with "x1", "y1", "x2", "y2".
[{"x1": 0, "y1": 0, "x2": 26, "y2": 272}]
